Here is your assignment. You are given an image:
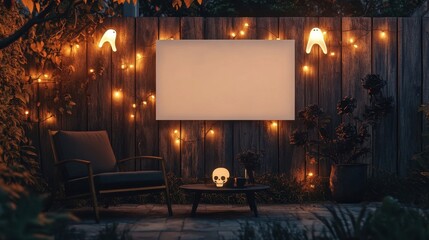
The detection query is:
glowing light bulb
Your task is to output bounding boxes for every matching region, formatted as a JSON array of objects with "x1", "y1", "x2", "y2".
[
  {"x1": 24, "y1": 110, "x2": 29, "y2": 115},
  {"x1": 37, "y1": 78, "x2": 41, "y2": 83},
  {"x1": 75, "y1": 44, "x2": 80, "y2": 49},
  {"x1": 121, "y1": 64, "x2": 127, "y2": 70},
  {"x1": 276, "y1": 37, "x2": 281, "y2": 40},
  {"x1": 303, "y1": 65, "x2": 309, "y2": 72},
  {"x1": 380, "y1": 31, "x2": 386, "y2": 39},
  {"x1": 142, "y1": 101, "x2": 148, "y2": 105},
  {"x1": 175, "y1": 138, "x2": 180, "y2": 144},
  {"x1": 129, "y1": 64, "x2": 134, "y2": 68},
  {"x1": 349, "y1": 38, "x2": 354, "y2": 43},
  {"x1": 239, "y1": 30, "x2": 245, "y2": 36},
  {"x1": 310, "y1": 184, "x2": 315, "y2": 189},
  {"x1": 130, "y1": 114, "x2": 135, "y2": 118},
  {"x1": 44, "y1": 74, "x2": 49, "y2": 78},
  {"x1": 308, "y1": 172, "x2": 314, "y2": 177},
  {"x1": 231, "y1": 32, "x2": 236, "y2": 38},
  {"x1": 271, "y1": 121, "x2": 278, "y2": 127},
  {"x1": 244, "y1": 23, "x2": 249, "y2": 28},
  {"x1": 353, "y1": 44, "x2": 358, "y2": 49},
  {"x1": 170, "y1": 37, "x2": 174, "y2": 40},
  {"x1": 210, "y1": 129, "x2": 215, "y2": 135},
  {"x1": 150, "y1": 95, "x2": 155, "y2": 100},
  {"x1": 174, "y1": 129, "x2": 178, "y2": 134},
  {"x1": 330, "y1": 52, "x2": 335, "y2": 56},
  {"x1": 136, "y1": 53, "x2": 143, "y2": 60},
  {"x1": 132, "y1": 103, "x2": 136, "y2": 108},
  {"x1": 113, "y1": 89, "x2": 122, "y2": 99},
  {"x1": 323, "y1": 31, "x2": 327, "y2": 35}
]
